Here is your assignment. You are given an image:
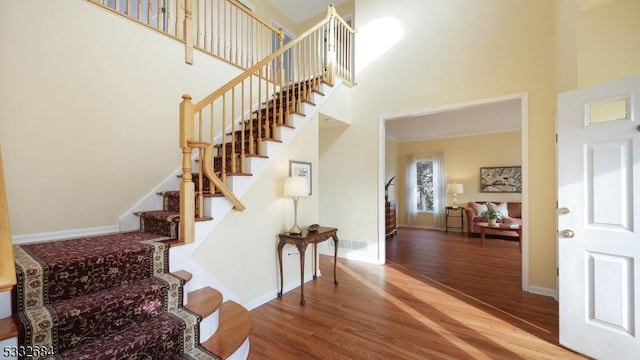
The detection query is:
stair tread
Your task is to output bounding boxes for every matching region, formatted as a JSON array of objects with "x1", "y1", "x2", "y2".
[
  {"x1": 17, "y1": 276, "x2": 185, "y2": 352},
  {"x1": 201, "y1": 301, "x2": 252, "y2": 359},
  {"x1": 0, "y1": 316, "x2": 18, "y2": 341},
  {"x1": 172, "y1": 270, "x2": 192, "y2": 283},
  {"x1": 185, "y1": 287, "x2": 223, "y2": 319},
  {"x1": 59, "y1": 313, "x2": 186, "y2": 358}
]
